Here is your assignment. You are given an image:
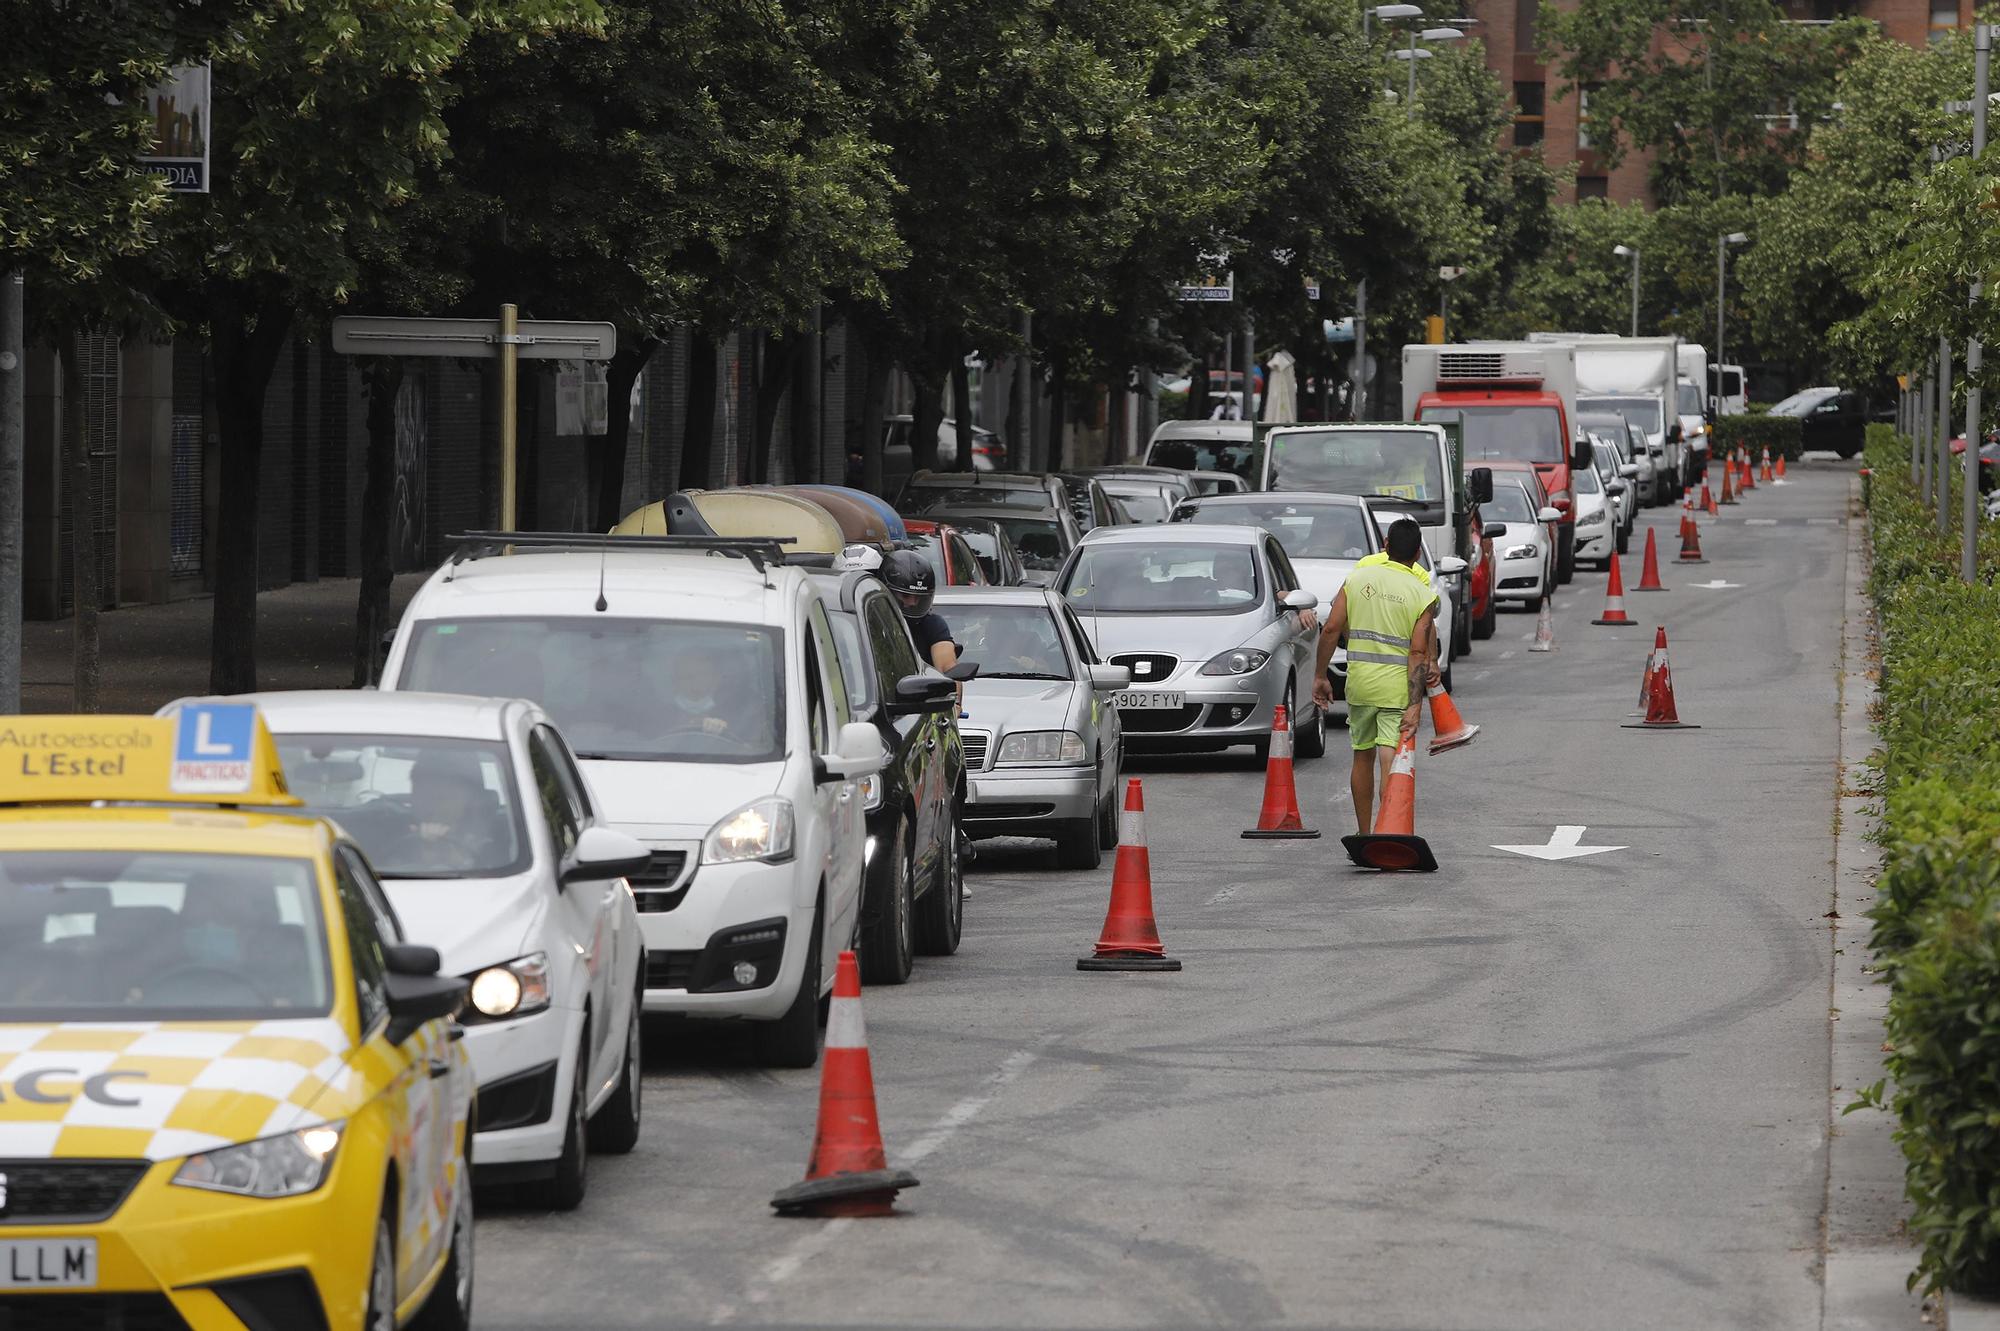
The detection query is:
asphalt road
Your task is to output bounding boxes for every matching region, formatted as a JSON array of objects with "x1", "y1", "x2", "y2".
[{"x1": 477, "y1": 461, "x2": 1857, "y2": 1330}]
